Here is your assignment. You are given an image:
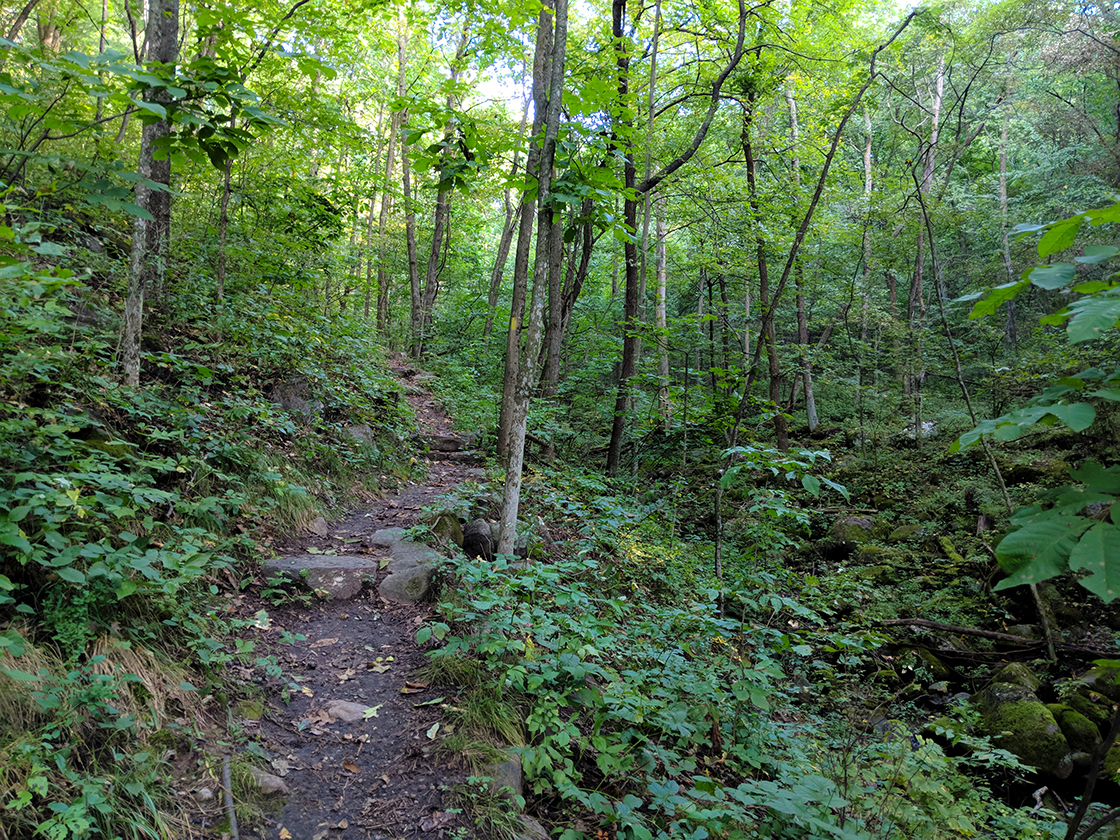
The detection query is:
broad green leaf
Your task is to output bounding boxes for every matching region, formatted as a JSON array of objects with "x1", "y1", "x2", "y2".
[
  {"x1": 1075, "y1": 245, "x2": 1120, "y2": 265},
  {"x1": 55, "y1": 566, "x2": 85, "y2": 584},
  {"x1": 1027, "y1": 263, "x2": 1075, "y2": 290},
  {"x1": 1069, "y1": 523, "x2": 1120, "y2": 602},
  {"x1": 1046, "y1": 402, "x2": 1096, "y2": 432},
  {"x1": 1085, "y1": 203, "x2": 1120, "y2": 225},
  {"x1": 1038, "y1": 217, "x2": 1082, "y2": 257},
  {"x1": 994, "y1": 518, "x2": 1091, "y2": 590},
  {"x1": 1066, "y1": 295, "x2": 1120, "y2": 343},
  {"x1": 1071, "y1": 461, "x2": 1120, "y2": 495},
  {"x1": 969, "y1": 280, "x2": 1028, "y2": 319},
  {"x1": 801, "y1": 474, "x2": 821, "y2": 496}
]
